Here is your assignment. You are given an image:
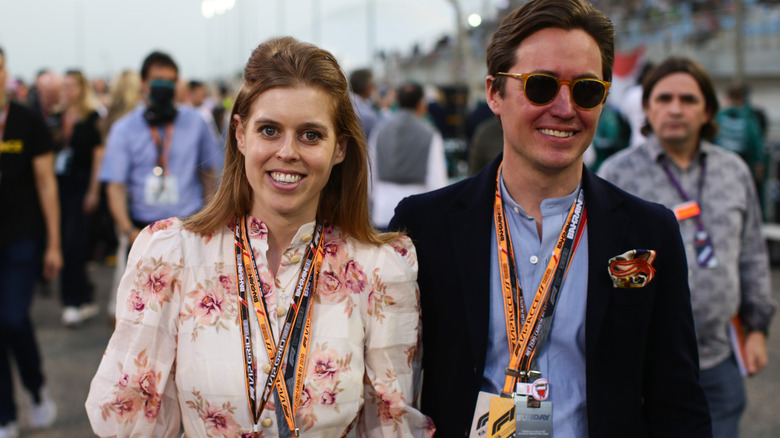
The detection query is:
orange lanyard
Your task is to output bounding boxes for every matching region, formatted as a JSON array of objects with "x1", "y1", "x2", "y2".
[
  {"x1": 493, "y1": 165, "x2": 587, "y2": 394},
  {"x1": 149, "y1": 123, "x2": 173, "y2": 175},
  {"x1": 234, "y1": 215, "x2": 323, "y2": 436}
]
